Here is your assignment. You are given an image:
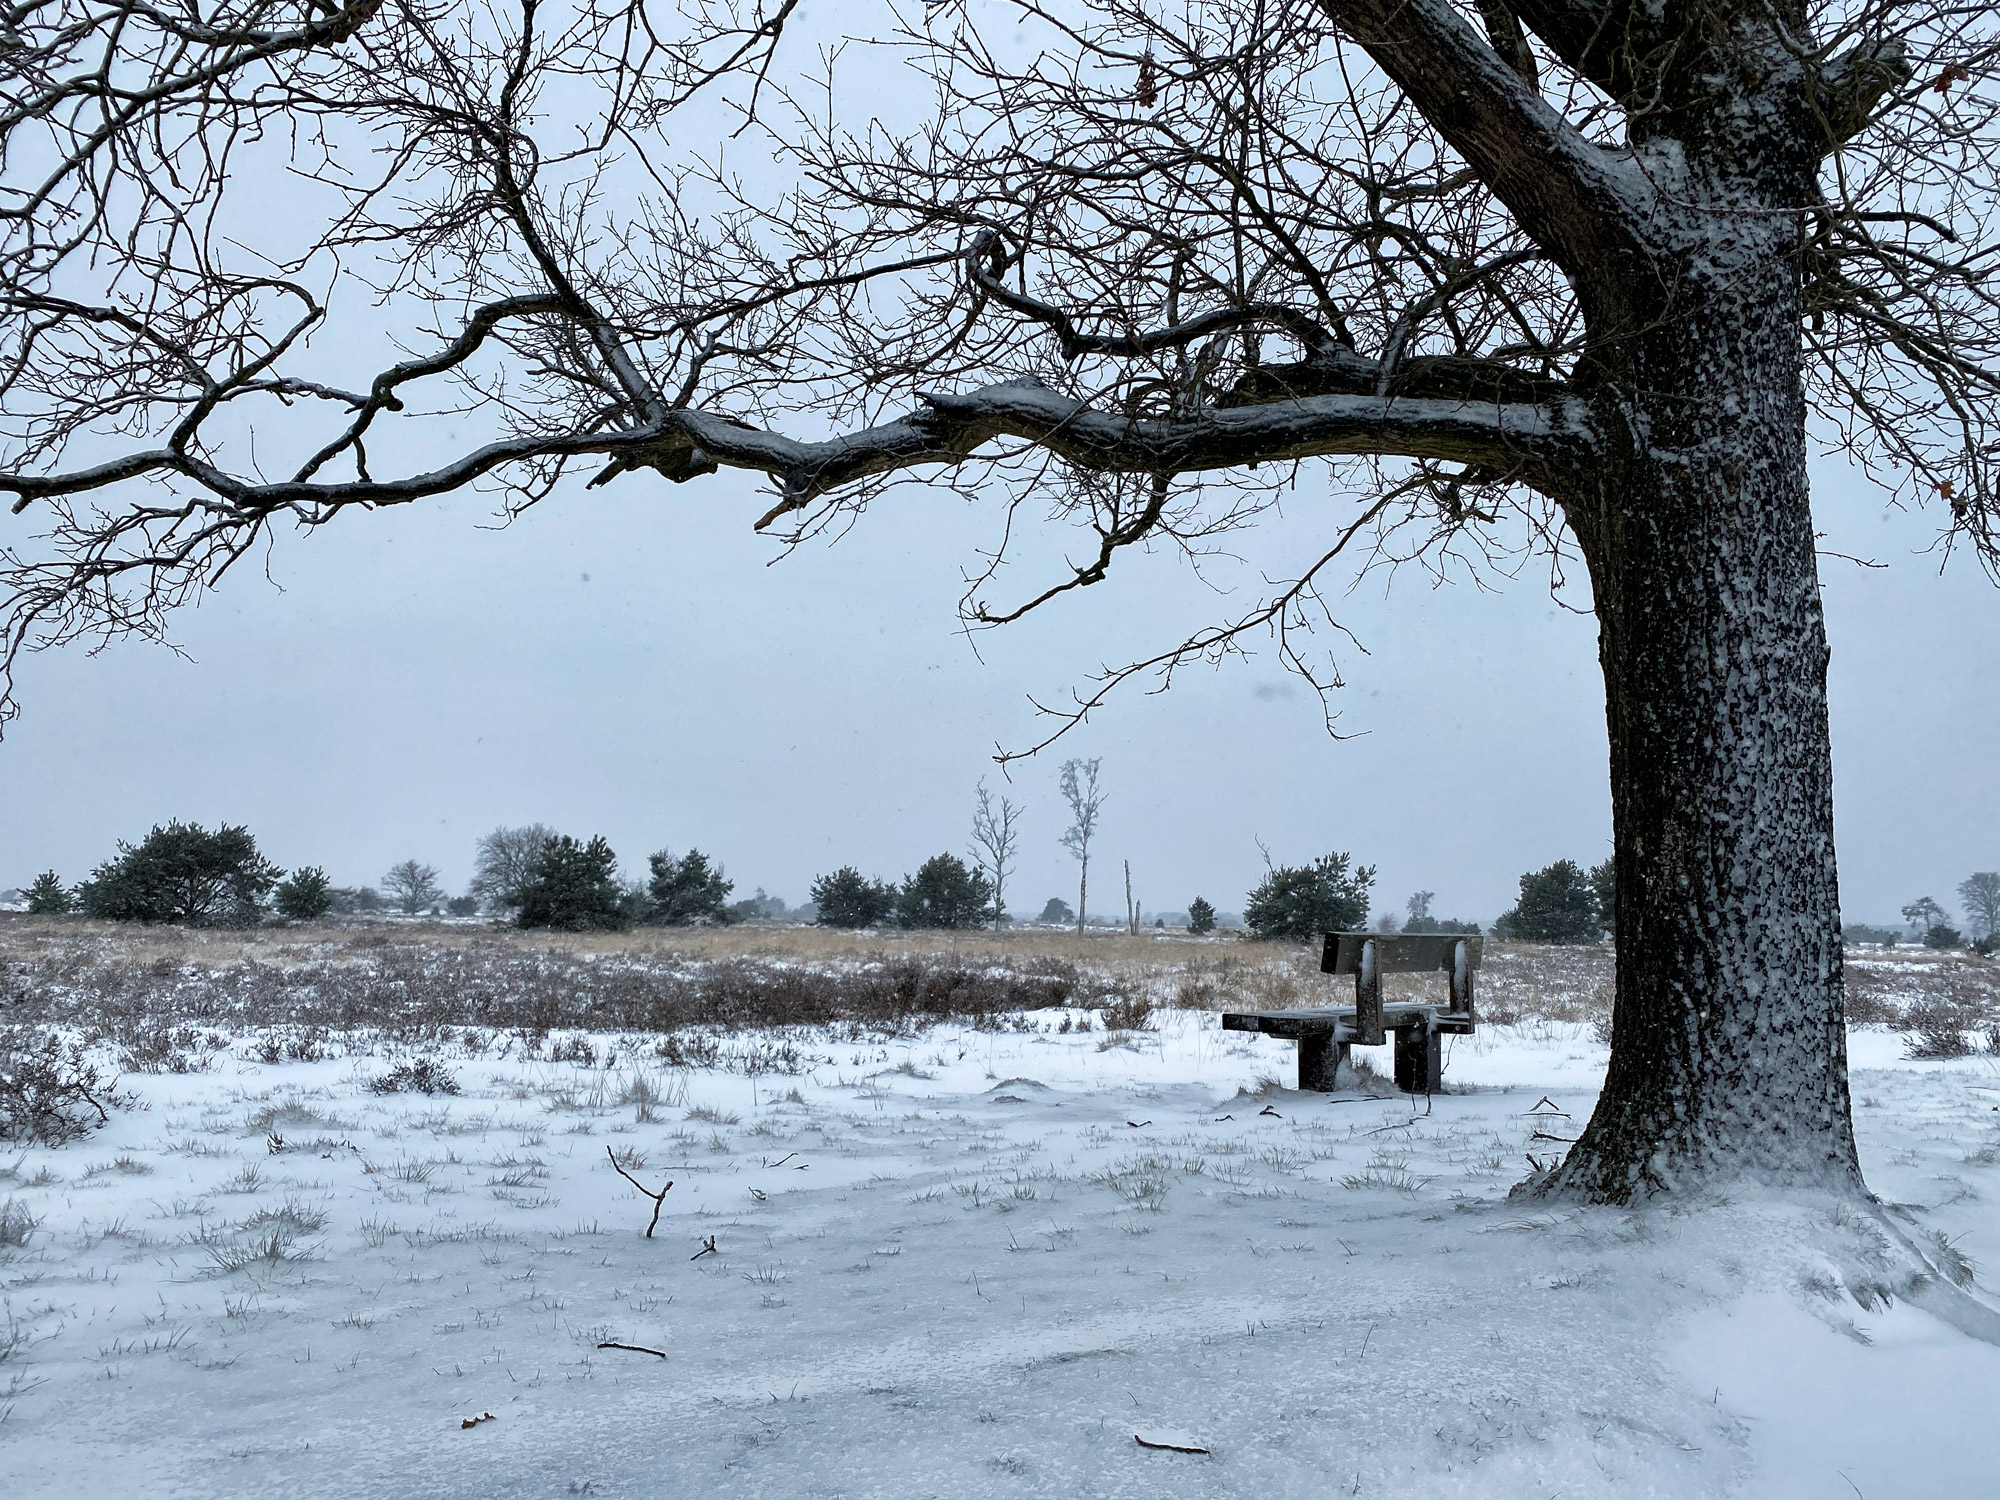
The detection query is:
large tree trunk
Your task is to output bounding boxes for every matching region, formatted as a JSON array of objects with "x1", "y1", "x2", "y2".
[{"x1": 1545, "y1": 188, "x2": 1864, "y2": 1201}]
